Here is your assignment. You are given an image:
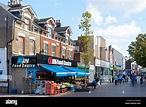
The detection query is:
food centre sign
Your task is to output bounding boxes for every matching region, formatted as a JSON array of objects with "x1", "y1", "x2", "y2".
[
  {"x1": 48, "y1": 57, "x2": 71, "y2": 66},
  {"x1": 11, "y1": 56, "x2": 36, "y2": 68},
  {"x1": 37, "y1": 54, "x2": 77, "y2": 67}
]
